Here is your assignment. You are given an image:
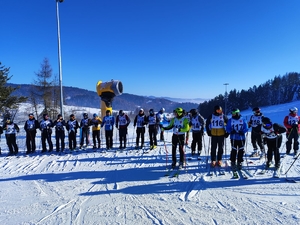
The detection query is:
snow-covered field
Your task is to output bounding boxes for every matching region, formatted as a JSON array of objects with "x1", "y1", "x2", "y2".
[{"x1": 0, "y1": 102, "x2": 300, "y2": 225}]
